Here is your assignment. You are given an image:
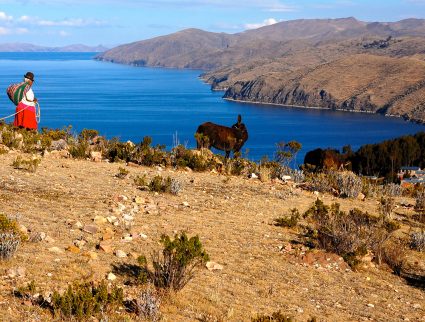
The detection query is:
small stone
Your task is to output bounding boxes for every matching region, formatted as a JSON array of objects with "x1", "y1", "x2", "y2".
[
  {"x1": 90, "y1": 151, "x2": 102, "y2": 162},
  {"x1": 82, "y1": 251, "x2": 98, "y2": 260},
  {"x1": 84, "y1": 251, "x2": 98, "y2": 259},
  {"x1": 117, "y1": 195, "x2": 128, "y2": 202},
  {"x1": 19, "y1": 225, "x2": 28, "y2": 234},
  {"x1": 357, "y1": 192, "x2": 366, "y2": 201},
  {"x1": 313, "y1": 191, "x2": 319, "y2": 196},
  {"x1": 139, "y1": 233, "x2": 148, "y2": 239},
  {"x1": 367, "y1": 303, "x2": 375, "y2": 308},
  {"x1": 182, "y1": 201, "x2": 190, "y2": 207},
  {"x1": 38, "y1": 232, "x2": 47, "y2": 240},
  {"x1": 413, "y1": 303, "x2": 421, "y2": 309},
  {"x1": 99, "y1": 241, "x2": 113, "y2": 253},
  {"x1": 123, "y1": 214, "x2": 134, "y2": 222},
  {"x1": 102, "y1": 231, "x2": 114, "y2": 241},
  {"x1": 74, "y1": 240, "x2": 86, "y2": 248},
  {"x1": 74, "y1": 221, "x2": 83, "y2": 229},
  {"x1": 106, "y1": 216, "x2": 118, "y2": 223},
  {"x1": 44, "y1": 236, "x2": 55, "y2": 243},
  {"x1": 107, "y1": 272, "x2": 116, "y2": 281},
  {"x1": 122, "y1": 236, "x2": 133, "y2": 242},
  {"x1": 94, "y1": 216, "x2": 107, "y2": 225},
  {"x1": 115, "y1": 250, "x2": 127, "y2": 258},
  {"x1": 206, "y1": 261, "x2": 223, "y2": 271},
  {"x1": 66, "y1": 245, "x2": 80, "y2": 254},
  {"x1": 83, "y1": 224, "x2": 98, "y2": 234},
  {"x1": 250, "y1": 173, "x2": 258, "y2": 179},
  {"x1": 48, "y1": 247, "x2": 63, "y2": 253},
  {"x1": 134, "y1": 196, "x2": 144, "y2": 204}
]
